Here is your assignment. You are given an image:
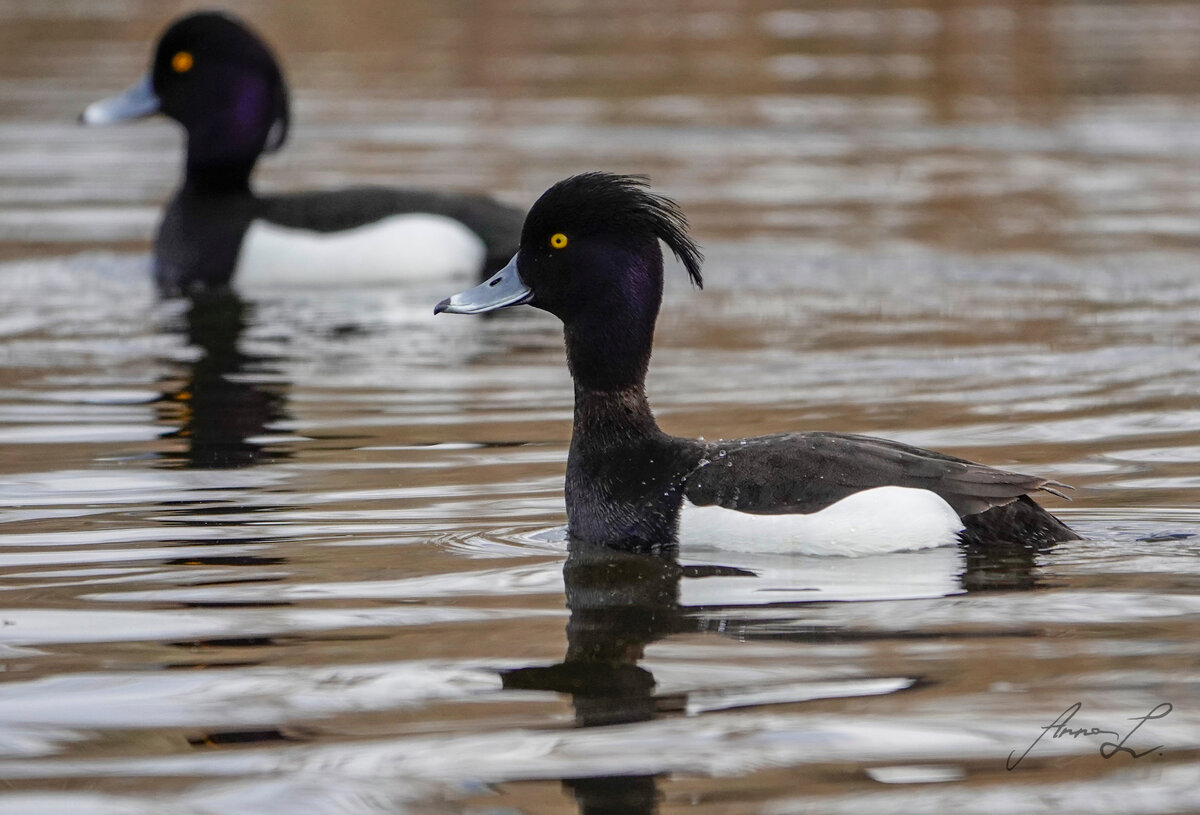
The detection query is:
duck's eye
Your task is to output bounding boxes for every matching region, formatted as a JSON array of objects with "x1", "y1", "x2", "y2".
[
  {"x1": 549, "y1": 233, "x2": 568, "y2": 250},
  {"x1": 171, "y1": 51, "x2": 194, "y2": 73}
]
